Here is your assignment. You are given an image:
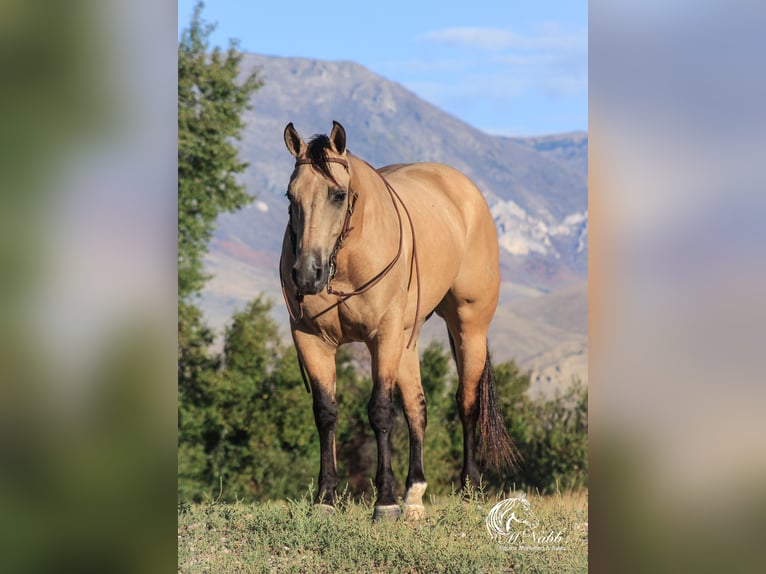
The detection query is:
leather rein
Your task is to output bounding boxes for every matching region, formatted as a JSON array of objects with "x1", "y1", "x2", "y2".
[{"x1": 281, "y1": 154, "x2": 422, "y2": 351}]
